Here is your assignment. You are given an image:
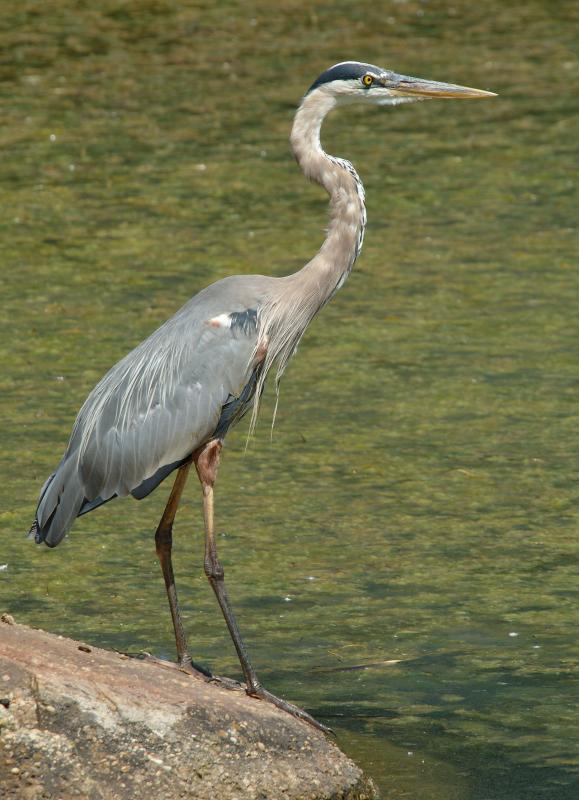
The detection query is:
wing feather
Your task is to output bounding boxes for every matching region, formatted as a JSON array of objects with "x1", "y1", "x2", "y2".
[{"x1": 75, "y1": 322, "x2": 255, "y2": 502}]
